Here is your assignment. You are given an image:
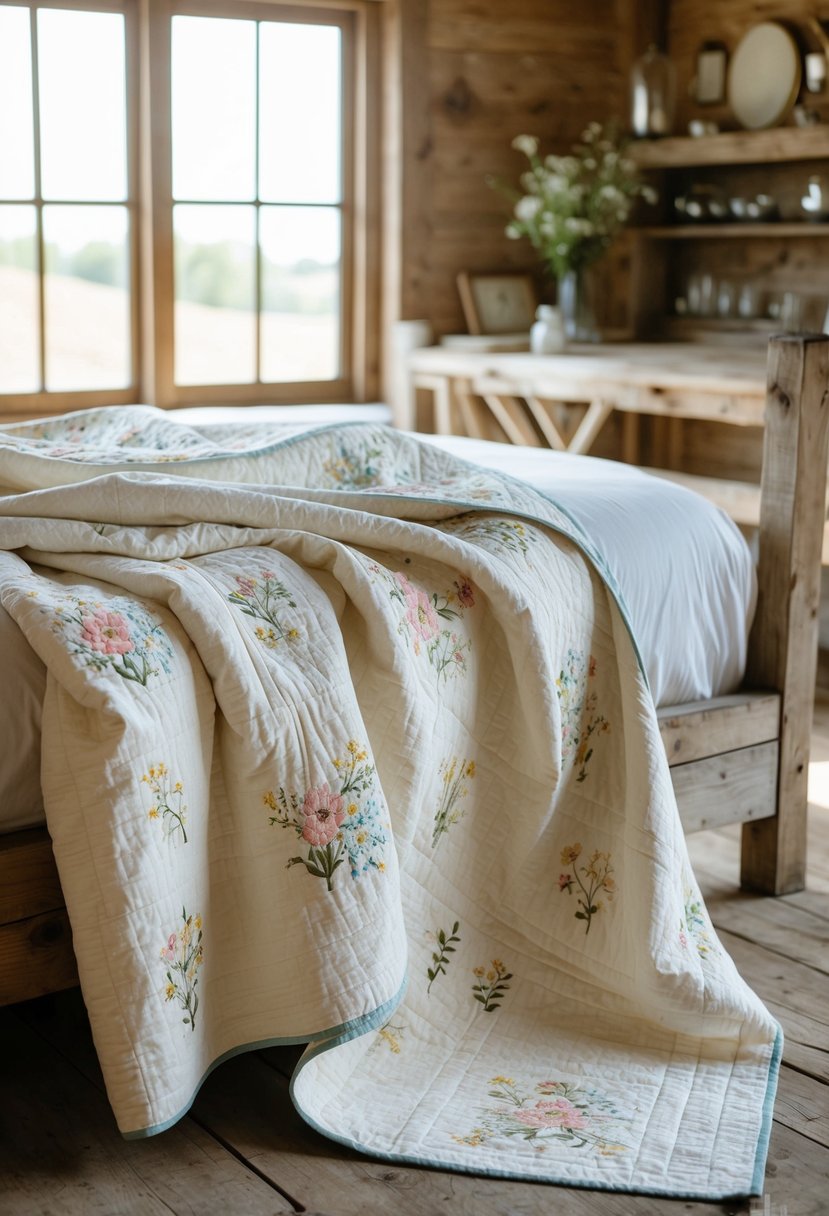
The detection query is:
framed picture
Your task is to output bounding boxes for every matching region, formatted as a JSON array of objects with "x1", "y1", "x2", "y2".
[
  {"x1": 694, "y1": 41, "x2": 727, "y2": 105},
  {"x1": 457, "y1": 271, "x2": 537, "y2": 335}
]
